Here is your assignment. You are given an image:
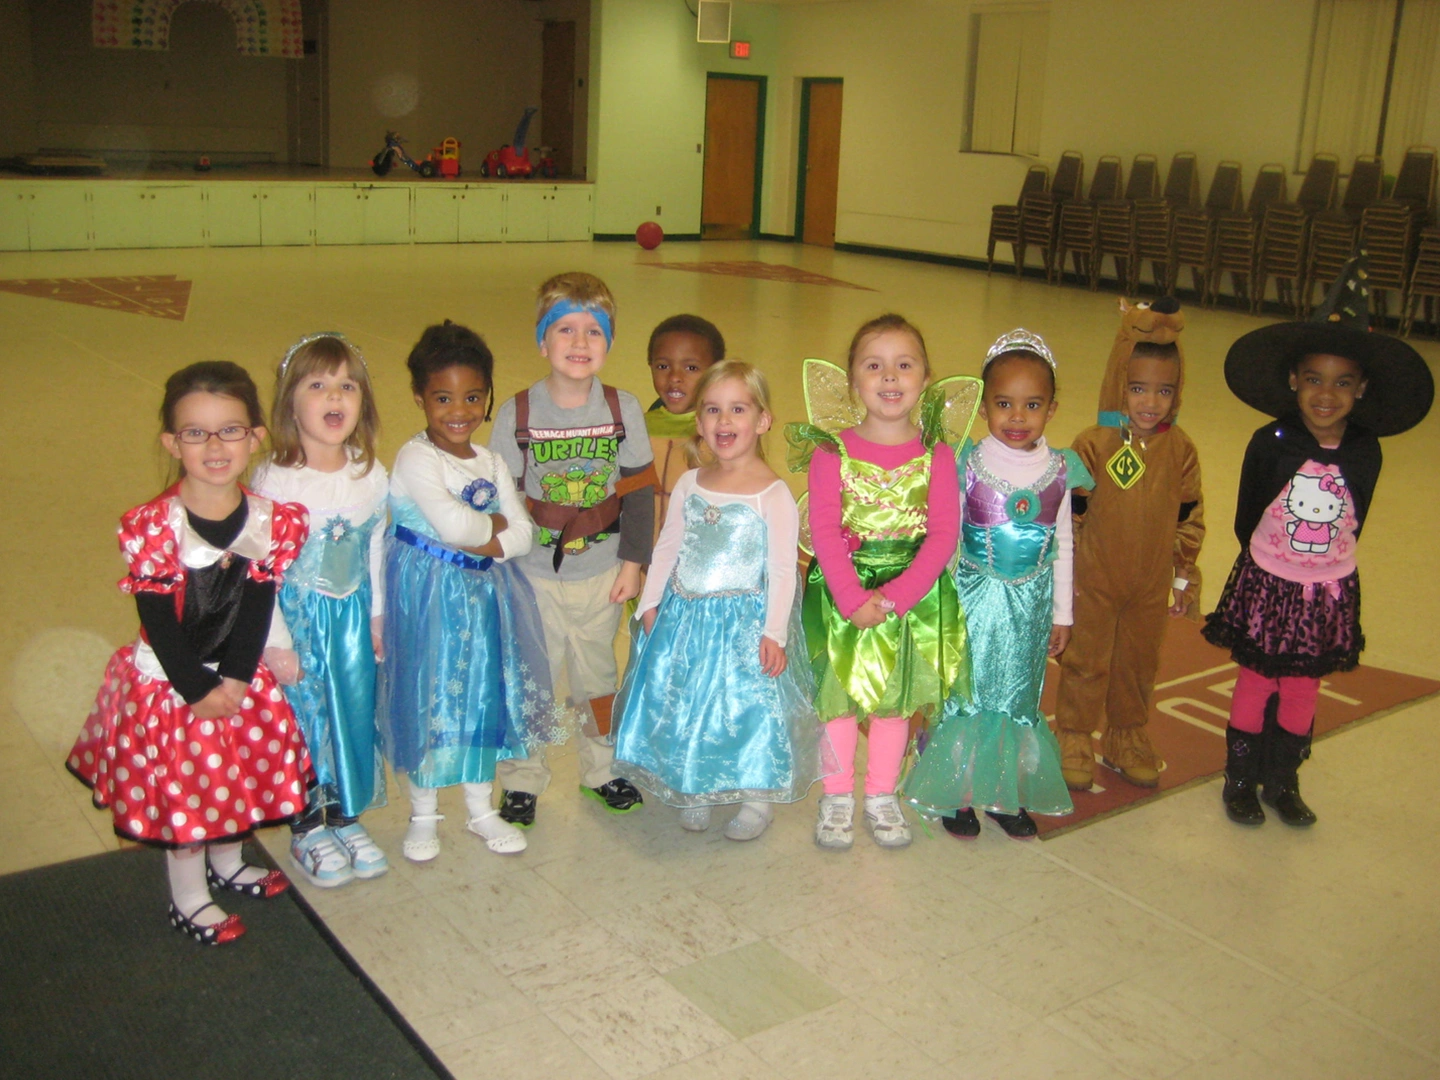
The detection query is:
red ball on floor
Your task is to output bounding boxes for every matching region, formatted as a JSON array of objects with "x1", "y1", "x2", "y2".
[{"x1": 636, "y1": 221, "x2": 664, "y2": 250}]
